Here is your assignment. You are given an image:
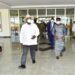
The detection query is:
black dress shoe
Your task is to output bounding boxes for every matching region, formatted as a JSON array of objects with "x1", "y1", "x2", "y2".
[
  {"x1": 56, "y1": 56, "x2": 59, "y2": 59},
  {"x1": 19, "y1": 65, "x2": 26, "y2": 69},
  {"x1": 32, "y1": 60, "x2": 36, "y2": 64}
]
